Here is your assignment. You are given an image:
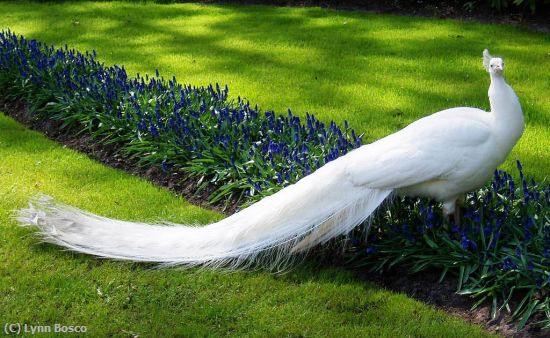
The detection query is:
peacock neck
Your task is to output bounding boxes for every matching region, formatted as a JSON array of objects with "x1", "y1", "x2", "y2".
[
  {"x1": 489, "y1": 75, "x2": 512, "y2": 111},
  {"x1": 488, "y1": 73, "x2": 524, "y2": 153}
]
